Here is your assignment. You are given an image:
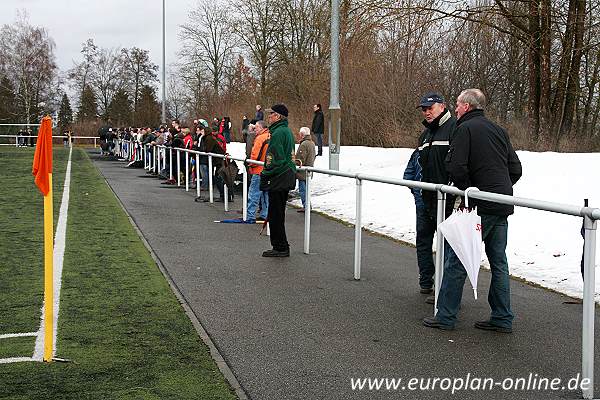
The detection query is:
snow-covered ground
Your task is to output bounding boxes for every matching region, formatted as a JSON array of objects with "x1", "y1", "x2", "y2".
[{"x1": 227, "y1": 143, "x2": 600, "y2": 302}]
